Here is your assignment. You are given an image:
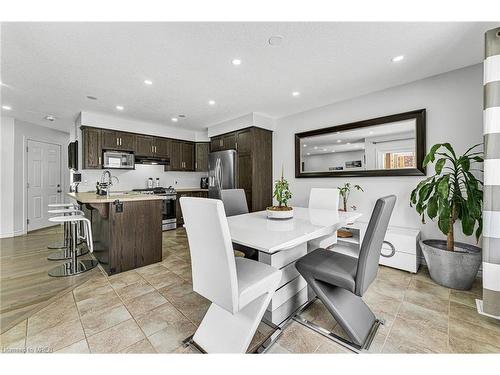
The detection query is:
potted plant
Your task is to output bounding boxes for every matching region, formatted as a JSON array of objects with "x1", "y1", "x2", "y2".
[
  {"x1": 410, "y1": 143, "x2": 483, "y2": 290},
  {"x1": 267, "y1": 168, "x2": 293, "y2": 219},
  {"x1": 338, "y1": 183, "x2": 363, "y2": 211}
]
